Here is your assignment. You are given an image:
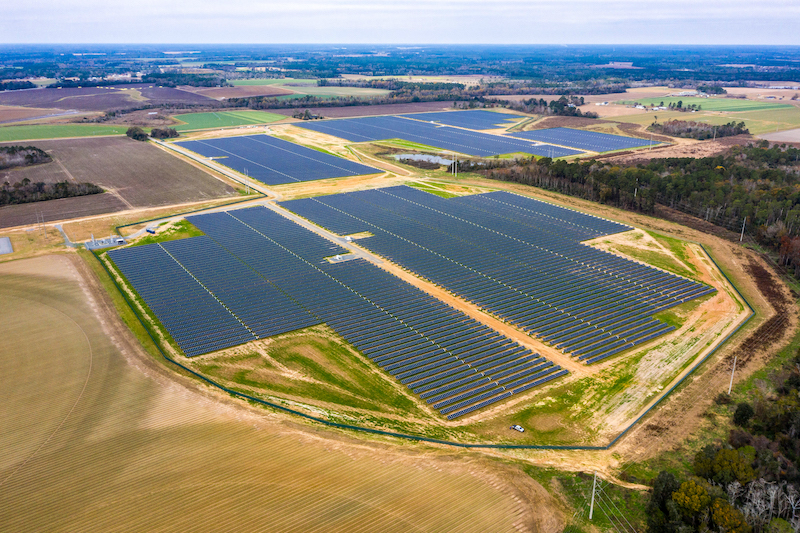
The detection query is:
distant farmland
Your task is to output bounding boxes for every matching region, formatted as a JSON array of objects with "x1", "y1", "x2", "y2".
[
  {"x1": 0, "y1": 124, "x2": 129, "y2": 142},
  {"x1": 0, "y1": 136, "x2": 236, "y2": 228},
  {"x1": 618, "y1": 96, "x2": 792, "y2": 112}
]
